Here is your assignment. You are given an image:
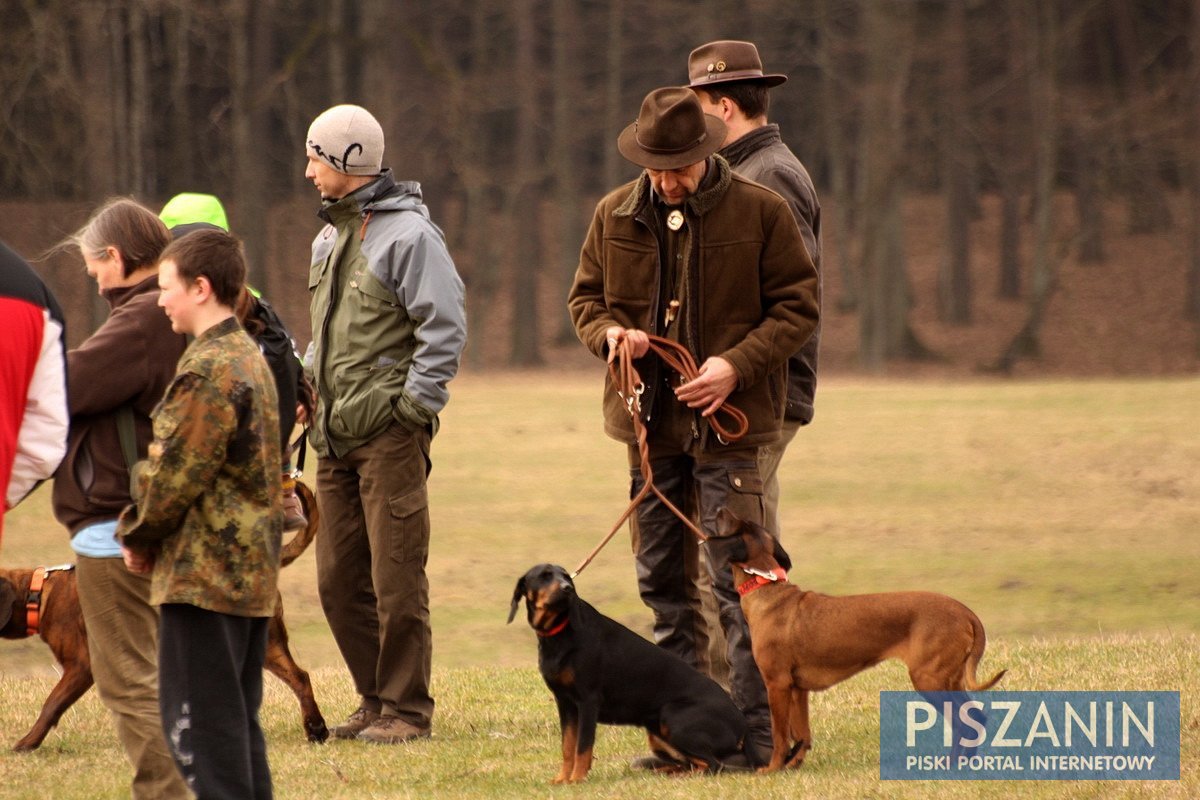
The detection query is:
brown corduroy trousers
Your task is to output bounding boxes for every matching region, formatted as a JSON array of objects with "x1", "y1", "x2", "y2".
[{"x1": 75, "y1": 556, "x2": 189, "y2": 800}]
